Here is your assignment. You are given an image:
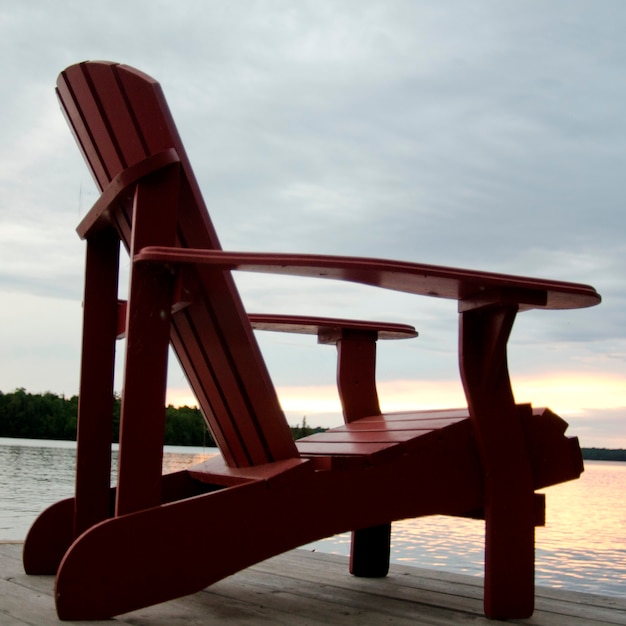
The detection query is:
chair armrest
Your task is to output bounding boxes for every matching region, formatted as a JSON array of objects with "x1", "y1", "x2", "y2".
[
  {"x1": 135, "y1": 247, "x2": 601, "y2": 311},
  {"x1": 248, "y1": 313, "x2": 417, "y2": 342}
]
